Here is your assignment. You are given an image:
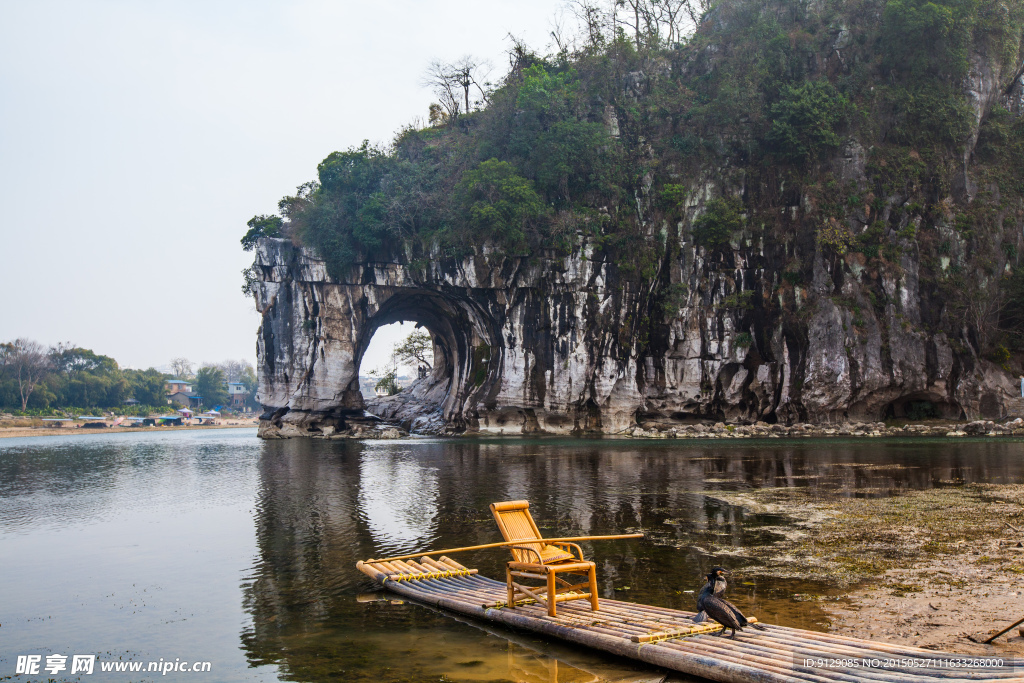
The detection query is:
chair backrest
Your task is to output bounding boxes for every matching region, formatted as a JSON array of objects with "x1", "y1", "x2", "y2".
[{"x1": 490, "y1": 500, "x2": 546, "y2": 564}]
